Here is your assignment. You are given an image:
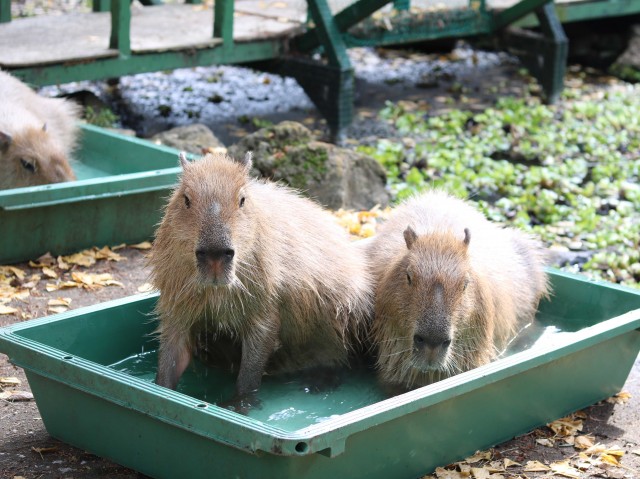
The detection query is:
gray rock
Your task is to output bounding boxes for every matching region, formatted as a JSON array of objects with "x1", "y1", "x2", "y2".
[
  {"x1": 150, "y1": 124, "x2": 225, "y2": 155},
  {"x1": 610, "y1": 24, "x2": 640, "y2": 82},
  {"x1": 229, "y1": 121, "x2": 390, "y2": 210}
]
